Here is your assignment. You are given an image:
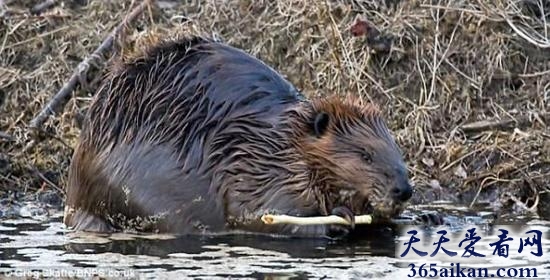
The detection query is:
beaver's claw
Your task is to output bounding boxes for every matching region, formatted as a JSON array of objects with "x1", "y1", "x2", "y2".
[
  {"x1": 414, "y1": 212, "x2": 447, "y2": 226},
  {"x1": 326, "y1": 224, "x2": 350, "y2": 240},
  {"x1": 331, "y1": 206, "x2": 355, "y2": 229}
]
